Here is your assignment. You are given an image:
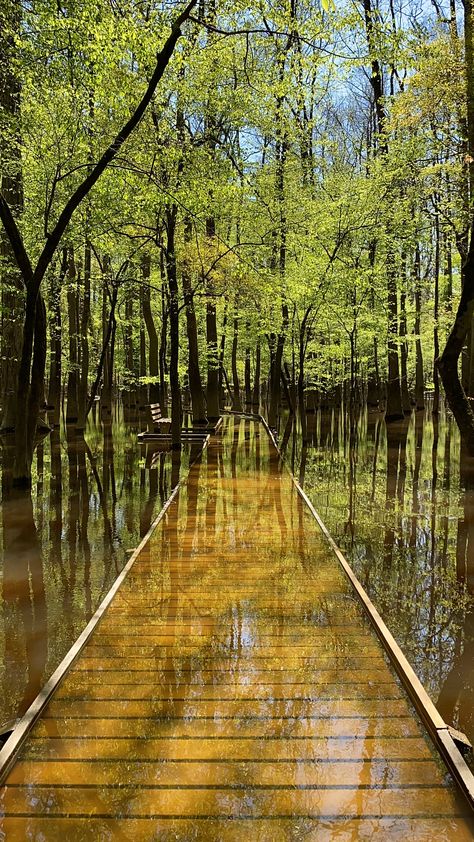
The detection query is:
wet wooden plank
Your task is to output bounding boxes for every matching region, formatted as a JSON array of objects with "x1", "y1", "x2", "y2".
[
  {"x1": 33, "y1": 716, "x2": 422, "y2": 740},
  {"x1": 0, "y1": 817, "x2": 472, "y2": 841},
  {"x1": 7, "y1": 757, "x2": 445, "y2": 787},
  {"x1": 20, "y1": 736, "x2": 441, "y2": 762},
  {"x1": 0, "y1": 783, "x2": 465, "y2": 817}
]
